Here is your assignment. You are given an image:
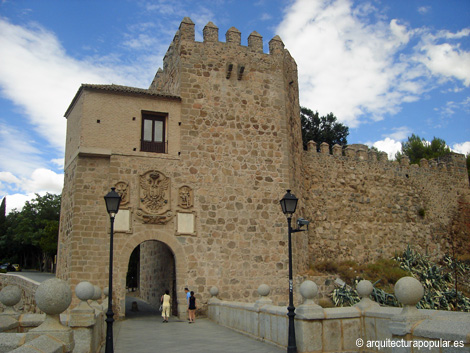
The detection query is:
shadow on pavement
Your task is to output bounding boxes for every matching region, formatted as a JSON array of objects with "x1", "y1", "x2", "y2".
[{"x1": 125, "y1": 294, "x2": 162, "y2": 318}]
